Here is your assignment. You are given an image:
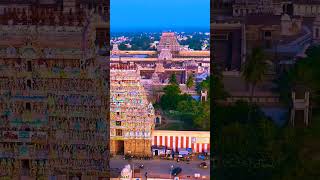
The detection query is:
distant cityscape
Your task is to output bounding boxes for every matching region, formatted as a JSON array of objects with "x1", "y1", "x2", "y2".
[{"x1": 111, "y1": 32, "x2": 210, "y2": 51}]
